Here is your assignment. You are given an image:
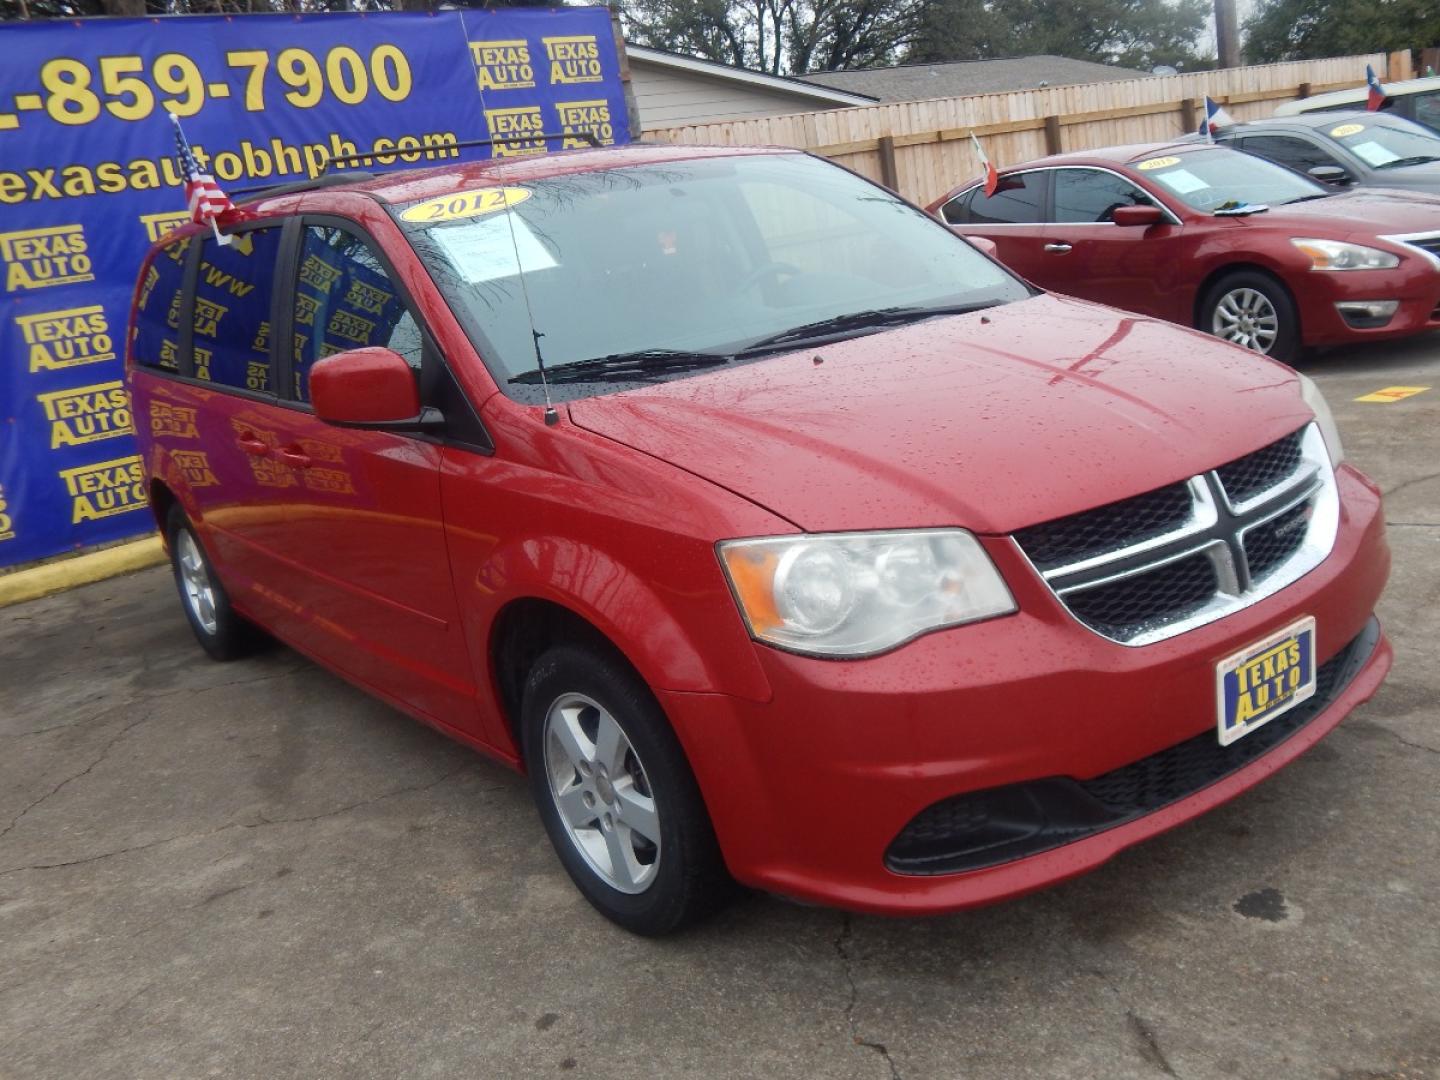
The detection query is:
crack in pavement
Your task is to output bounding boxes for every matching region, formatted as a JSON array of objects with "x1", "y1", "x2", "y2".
[
  {"x1": 0, "y1": 764, "x2": 478, "y2": 878},
  {"x1": 1068, "y1": 941, "x2": 1181, "y2": 1080},
  {"x1": 834, "y1": 914, "x2": 902, "y2": 1080},
  {"x1": 1382, "y1": 472, "x2": 1440, "y2": 500},
  {"x1": 1127, "y1": 1011, "x2": 1179, "y2": 1077},
  {"x1": 1371, "y1": 724, "x2": 1440, "y2": 757},
  {"x1": 1386, "y1": 521, "x2": 1440, "y2": 529},
  {"x1": 0, "y1": 708, "x2": 157, "y2": 844}
]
